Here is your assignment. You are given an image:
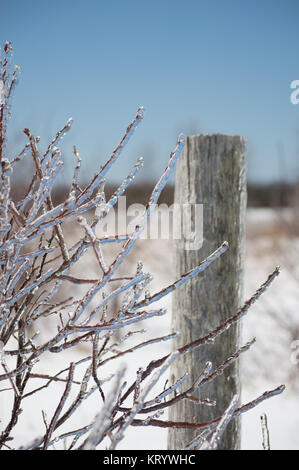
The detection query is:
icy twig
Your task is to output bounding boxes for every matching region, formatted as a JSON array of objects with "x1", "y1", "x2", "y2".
[
  {"x1": 199, "y1": 338, "x2": 256, "y2": 388},
  {"x1": 85, "y1": 272, "x2": 151, "y2": 324},
  {"x1": 109, "y1": 352, "x2": 180, "y2": 449},
  {"x1": 78, "y1": 215, "x2": 107, "y2": 274},
  {"x1": 98, "y1": 333, "x2": 177, "y2": 369},
  {"x1": 260, "y1": 413, "x2": 271, "y2": 450},
  {"x1": 92, "y1": 157, "x2": 144, "y2": 229},
  {"x1": 69, "y1": 308, "x2": 167, "y2": 333},
  {"x1": 43, "y1": 118, "x2": 73, "y2": 162},
  {"x1": 76, "y1": 107, "x2": 144, "y2": 205},
  {"x1": 29, "y1": 372, "x2": 81, "y2": 386},
  {"x1": 0, "y1": 340, "x2": 19, "y2": 397},
  {"x1": 10, "y1": 142, "x2": 31, "y2": 167},
  {"x1": 91, "y1": 334, "x2": 105, "y2": 403},
  {"x1": 54, "y1": 274, "x2": 134, "y2": 284},
  {"x1": 127, "y1": 385, "x2": 285, "y2": 430},
  {"x1": 206, "y1": 394, "x2": 239, "y2": 449},
  {"x1": 120, "y1": 268, "x2": 279, "y2": 405},
  {"x1": 70, "y1": 145, "x2": 82, "y2": 193},
  {"x1": 42, "y1": 362, "x2": 75, "y2": 449},
  {"x1": 81, "y1": 365, "x2": 126, "y2": 450},
  {"x1": 130, "y1": 241, "x2": 229, "y2": 311}
]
